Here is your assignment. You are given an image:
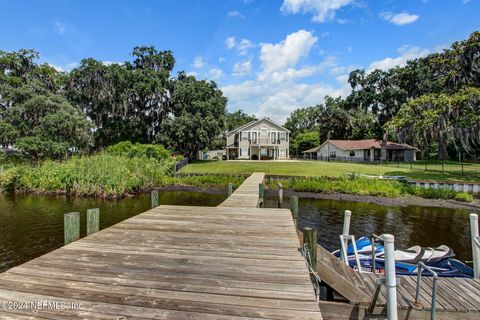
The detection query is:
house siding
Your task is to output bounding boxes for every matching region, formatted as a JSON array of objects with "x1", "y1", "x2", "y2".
[{"x1": 226, "y1": 119, "x2": 289, "y2": 160}]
